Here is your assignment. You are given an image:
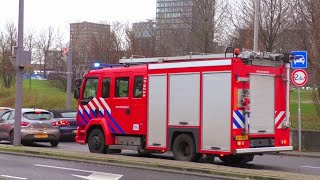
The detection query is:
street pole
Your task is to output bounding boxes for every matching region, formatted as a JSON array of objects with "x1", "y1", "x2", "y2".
[
  {"x1": 253, "y1": 0, "x2": 260, "y2": 52},
  {"x1": 66, "y1": 48, "x2": 73, "y2": 109},
  {"x1": 298, "y1": 87, "x2": 302, "y2": 151},
  {"x1": 14, "y1": 0, "x2": 24, "y2": 146}
]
